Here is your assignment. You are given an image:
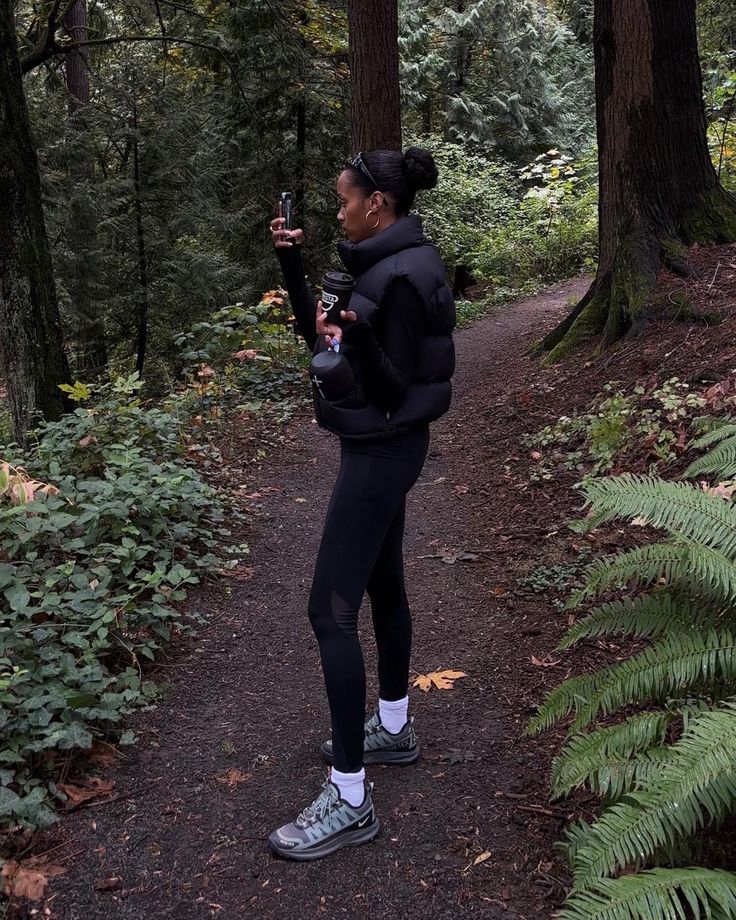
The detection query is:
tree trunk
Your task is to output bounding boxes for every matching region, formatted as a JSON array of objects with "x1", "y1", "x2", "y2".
[
  {"x1": 0, "y1": 0, "x2": 71, "y2": 445},
  {"x1": 64, "y1": 0, "x2": 109, "y2": 379},
  {"x1": 132, "y1": 99, "x2": 149, "y2": 377},
  {"x1": 536, "y1": 0, "x2": 736, "y2": 363},
  {"x1": 347, "y1": 0, "x2": 402, "y2": 152},
  {"x1": 64, "y1": 0, "x2": 90, "y2": 106}
]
